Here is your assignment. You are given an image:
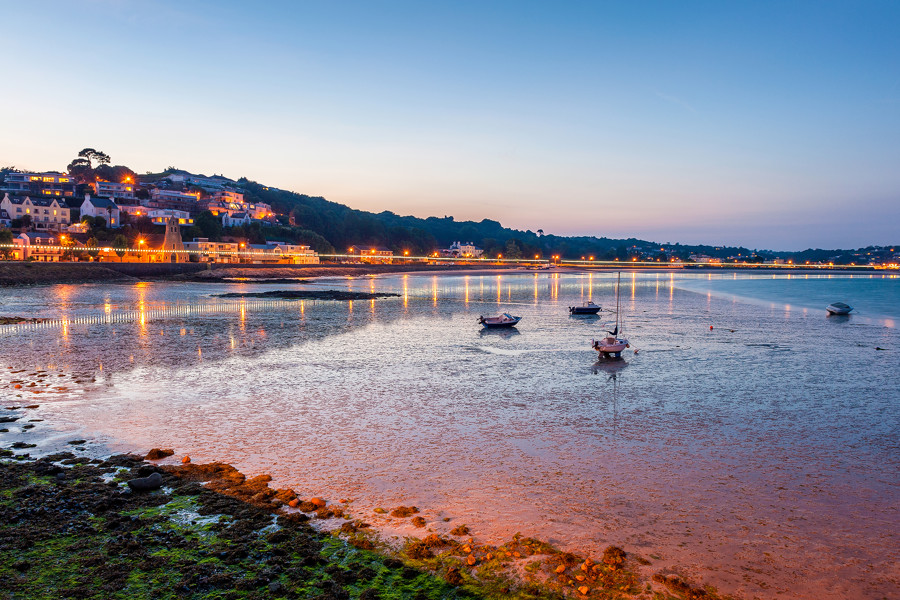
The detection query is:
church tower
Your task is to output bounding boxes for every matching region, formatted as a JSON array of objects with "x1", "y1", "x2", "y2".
[{"x1": 162, "y1": 216, "x2": 187, "y2": 263}]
